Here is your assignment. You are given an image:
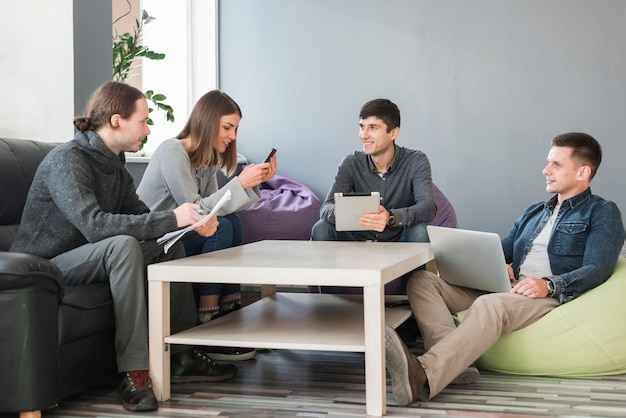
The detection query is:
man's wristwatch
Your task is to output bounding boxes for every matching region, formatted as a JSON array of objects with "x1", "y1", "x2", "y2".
[
  {"x1": 386, "y1": 208, "x2": 396, "y2": 226},
  {"x1": 543, "y1": 278, "x2": 555, "y2": 297}
]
